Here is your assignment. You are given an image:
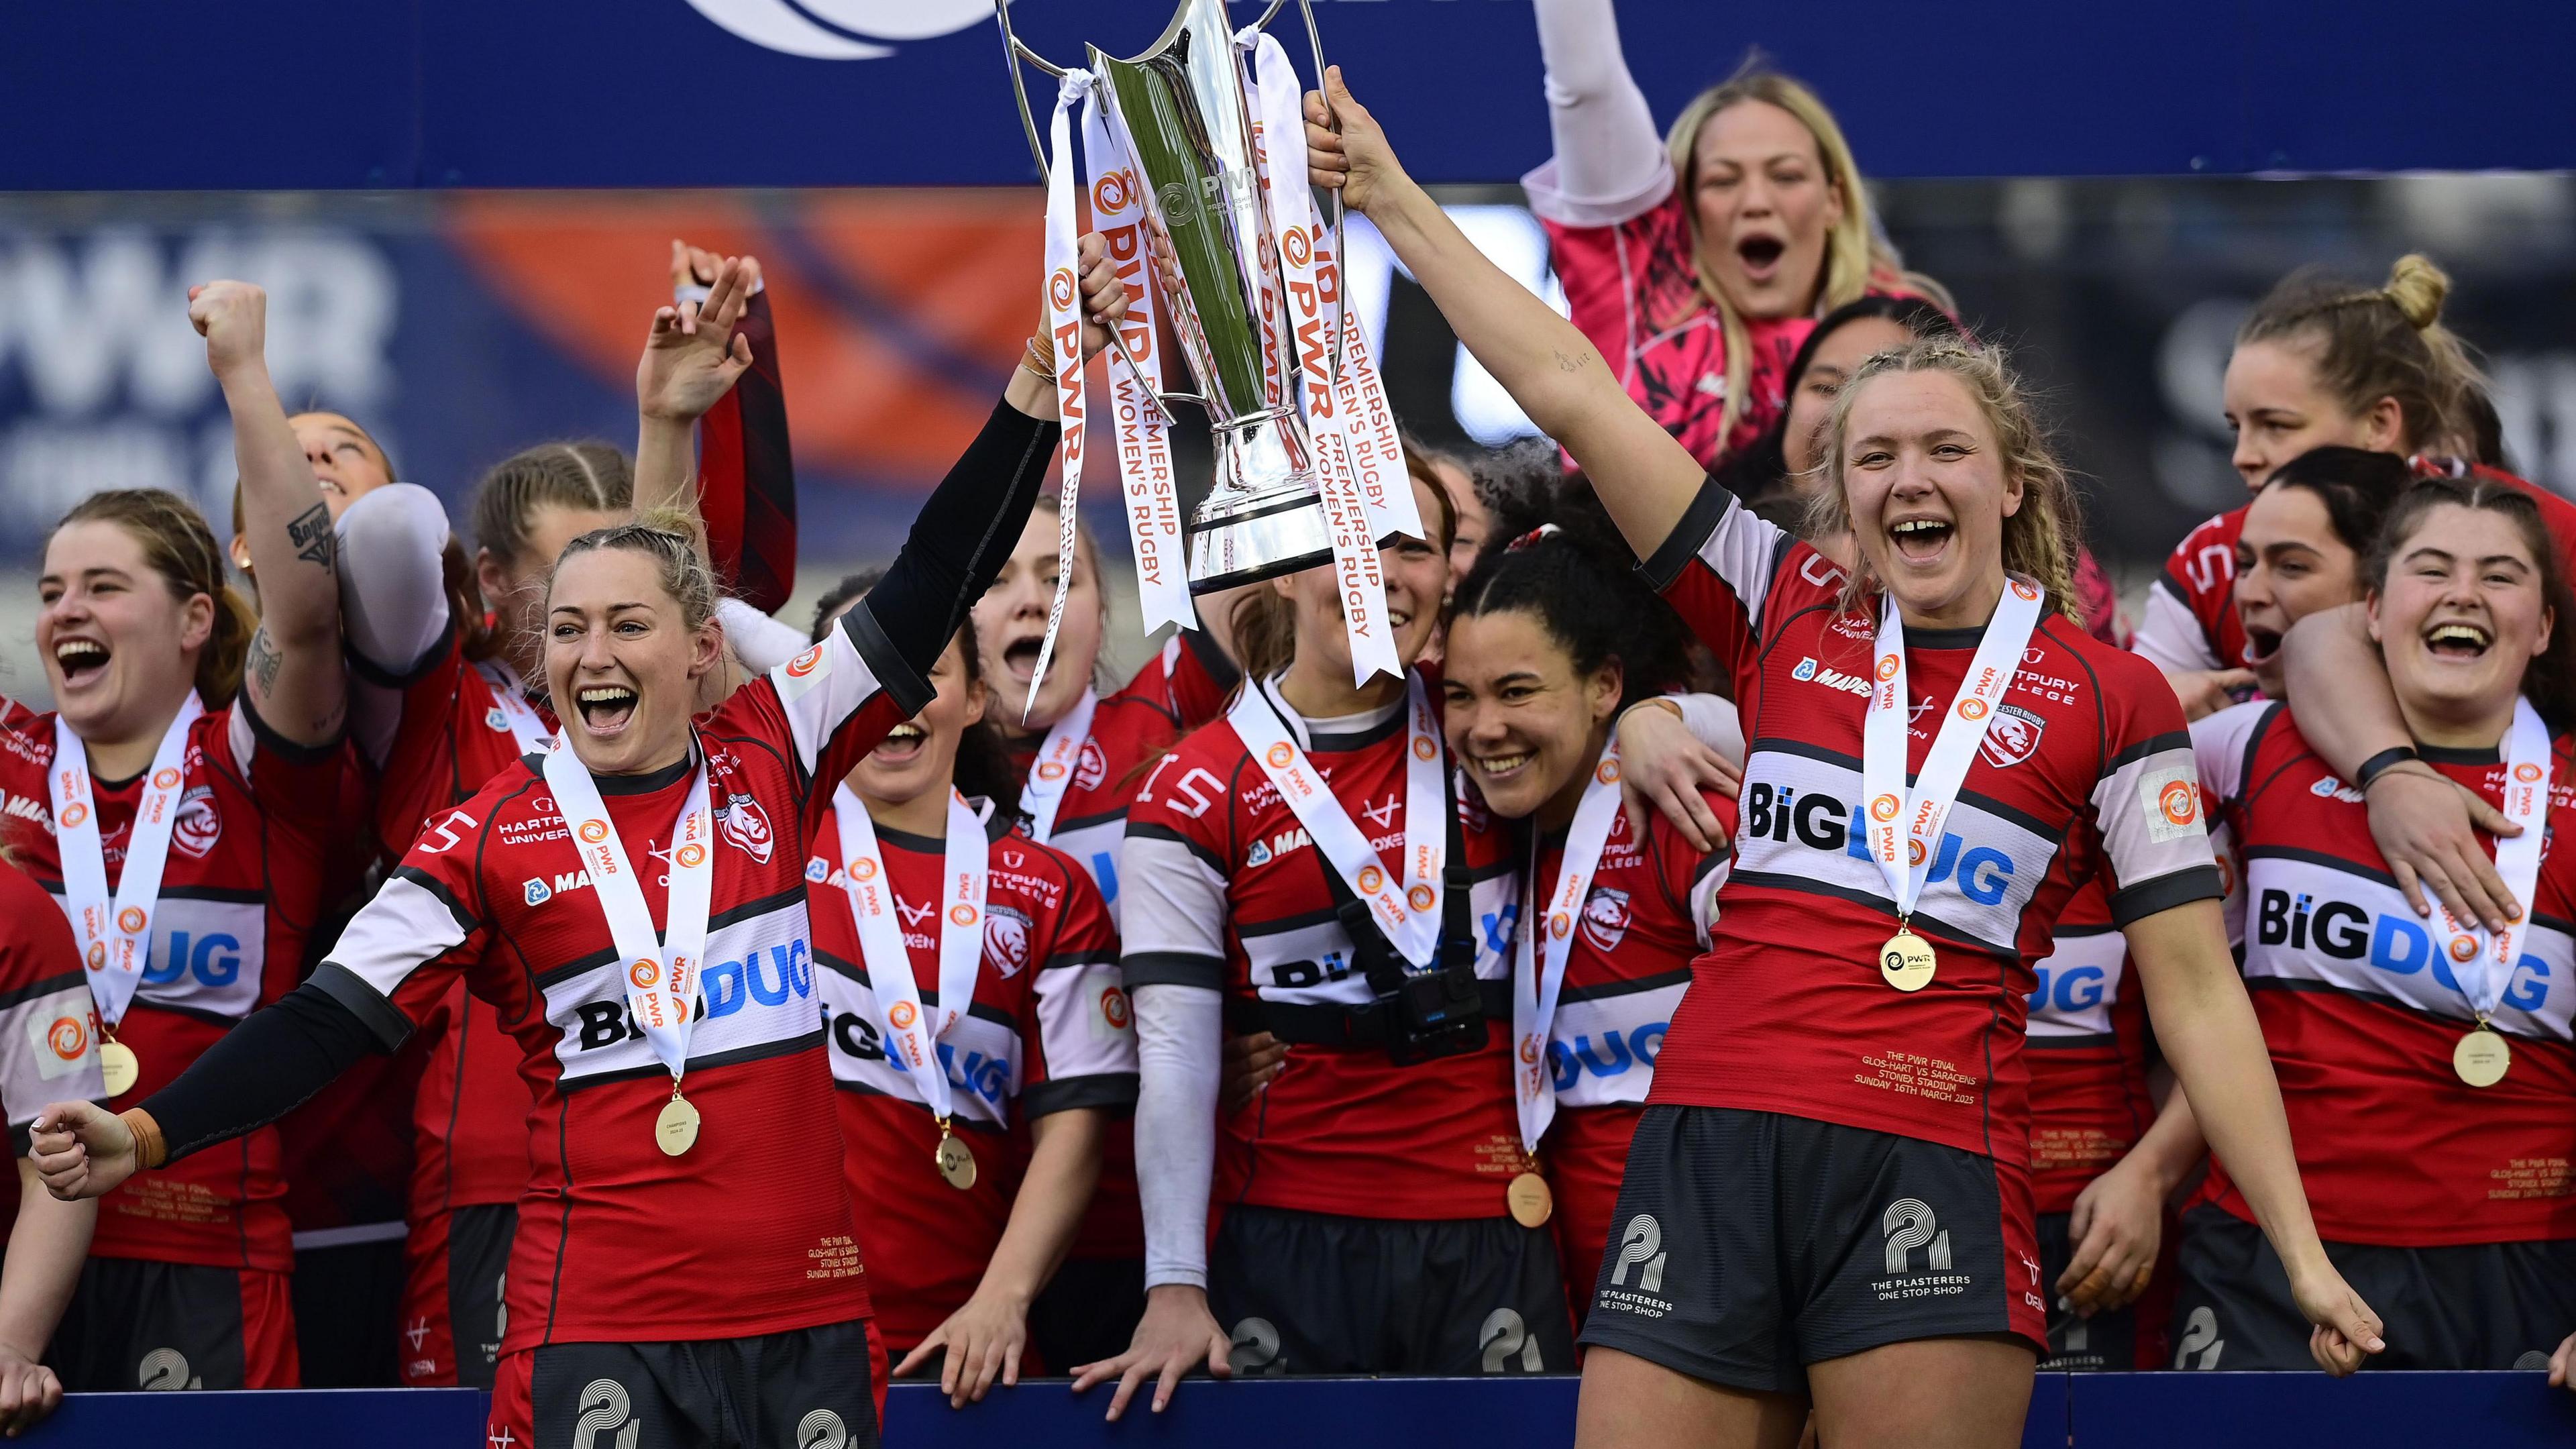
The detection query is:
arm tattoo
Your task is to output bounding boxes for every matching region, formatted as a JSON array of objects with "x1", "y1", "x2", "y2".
[
  {"x1": 1552, "y1": 347, "x2": 1595, "y2": 374},
  {"x1": 247, "y1": 629, "x2": 283, "y2": 698},
  {"x1": 286, "y1": 502, "x2": 334, "y2": 568}
]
